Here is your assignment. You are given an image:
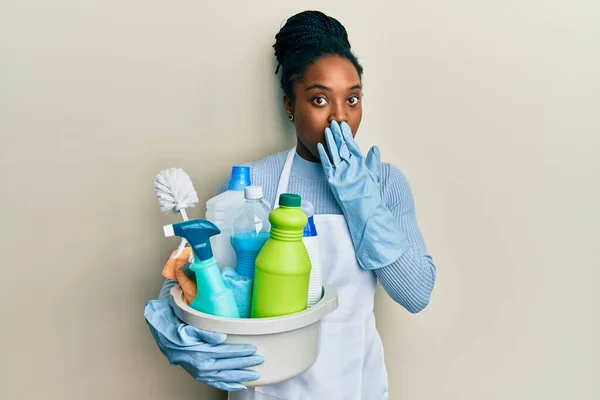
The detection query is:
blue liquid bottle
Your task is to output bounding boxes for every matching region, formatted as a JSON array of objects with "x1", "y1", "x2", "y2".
[{"x1": 230, "y1": 186, "x2": 271, "y2": 279}]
